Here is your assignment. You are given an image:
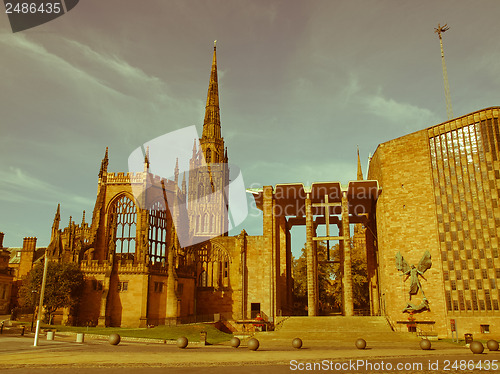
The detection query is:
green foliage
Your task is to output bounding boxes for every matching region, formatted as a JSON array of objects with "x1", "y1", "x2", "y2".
[
  {"x1": 18, "y1": 260, "x2": 85, "y2": 323},
  {"x1": 292, "y1": 238, "x2": 369, "y2": 314},
  {"x1": 292, "y1": 242, "x2": 337, "y2": 314}
]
